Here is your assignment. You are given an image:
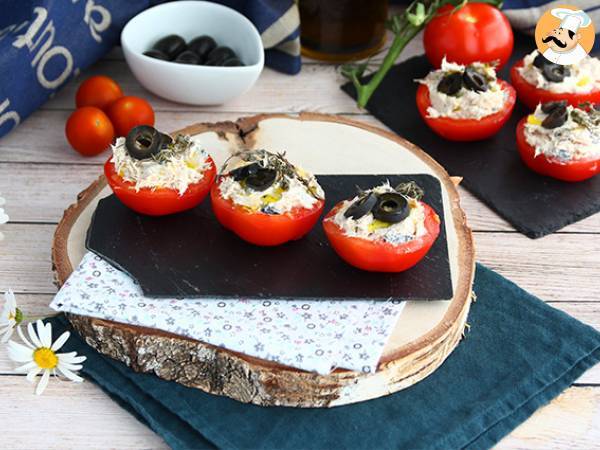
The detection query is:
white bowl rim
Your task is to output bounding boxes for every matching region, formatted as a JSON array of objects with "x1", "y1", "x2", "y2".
[{"x1": 121, "y1": 0, "x2": 265, "y2": 71}]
